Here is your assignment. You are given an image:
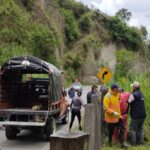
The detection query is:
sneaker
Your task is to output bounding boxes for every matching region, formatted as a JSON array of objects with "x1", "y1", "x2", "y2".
[
  {"x1": 79, "y1": 126, "x2": 82, "y2": 131},
  {"x1": 131, "y1": 142, "x2": 137, "y2": 146},
  {"x1": 109, "y1": 143, "x2": 112, "y2": 147},
  {"x1": 136, "y1": 142, "x2": 144, "y2": 146},
  {"x1": 121, "y1": 143, "x2": 129, "y2": 149}
]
